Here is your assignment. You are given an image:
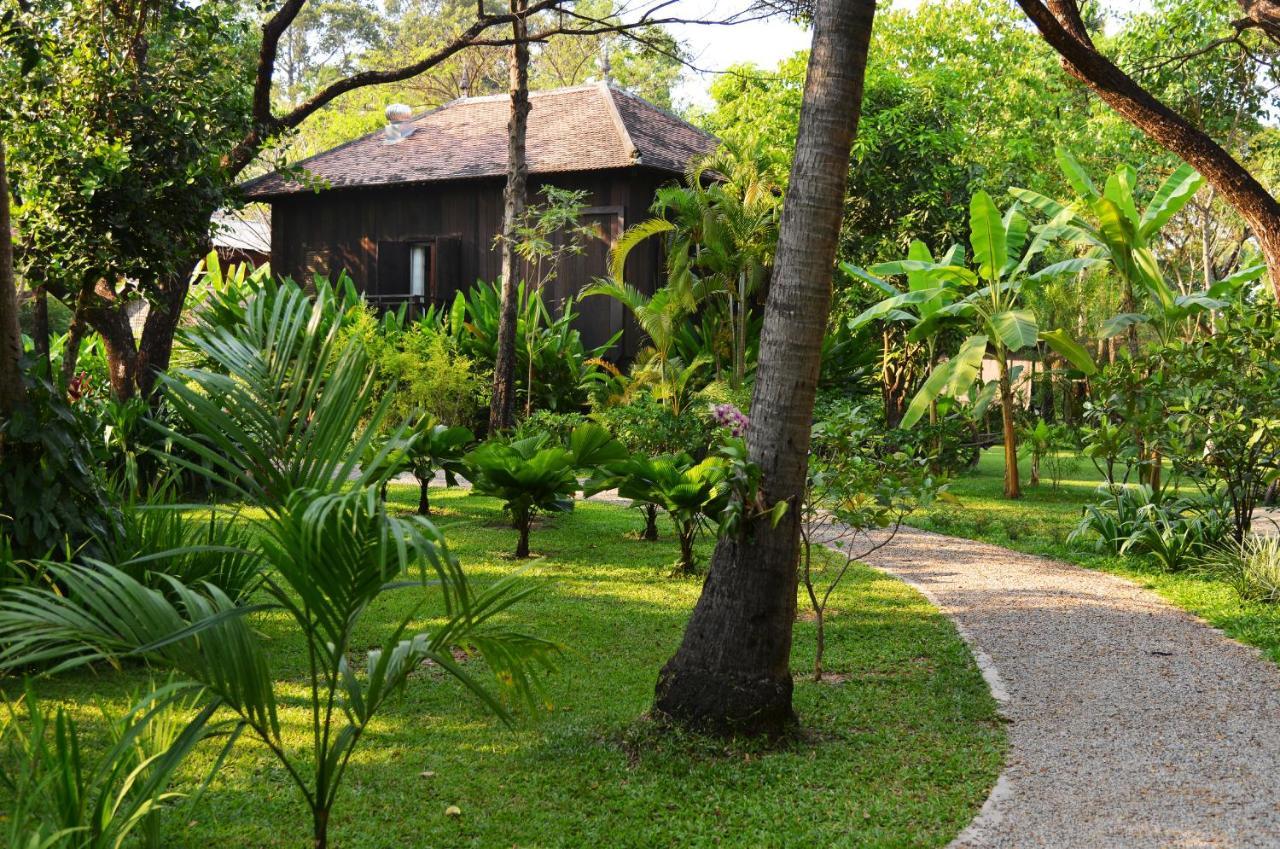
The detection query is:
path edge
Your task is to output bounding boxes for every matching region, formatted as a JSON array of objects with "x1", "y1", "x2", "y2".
[{"x1": 842, "y1": 545, "x2": 1014, "y2": 849}]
